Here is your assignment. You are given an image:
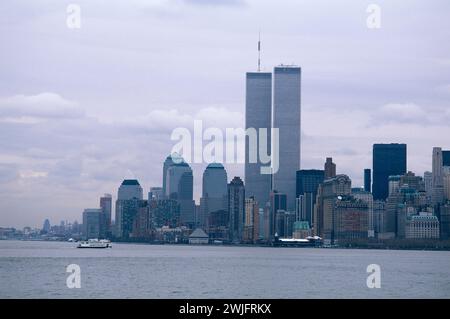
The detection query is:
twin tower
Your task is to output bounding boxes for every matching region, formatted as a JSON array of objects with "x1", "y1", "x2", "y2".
[{"x1": 245, "y1": 65, "x2": 301, "y2": 211}]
